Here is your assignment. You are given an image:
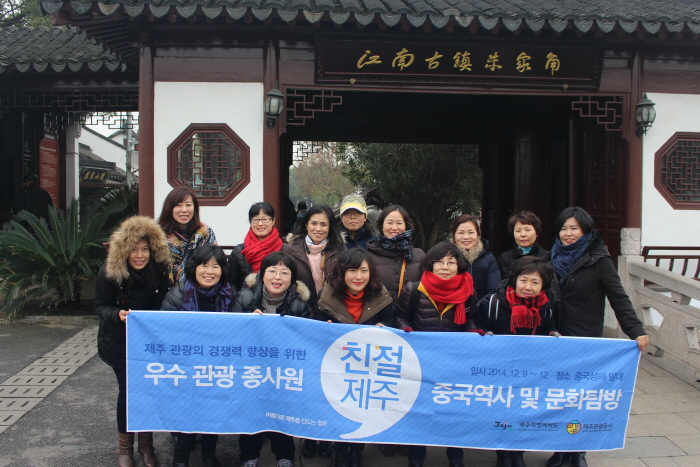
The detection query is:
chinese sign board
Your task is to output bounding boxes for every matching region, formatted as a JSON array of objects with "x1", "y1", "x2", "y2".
[
  {"x1": 127, "y1": 312, "x2": 639, "y2": 451},
  {"x1": 317, "y1": 36, "x2": 604, "y2": 89},
  {"x1": 39, "y1": 139, "x2": 60, "y2": 206}
]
